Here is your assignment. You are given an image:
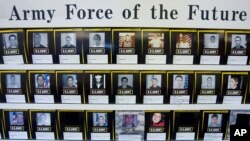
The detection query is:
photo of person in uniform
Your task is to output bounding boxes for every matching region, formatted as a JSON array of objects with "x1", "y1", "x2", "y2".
[
  {"x1": 6, "y1": 74, "x2": 21, "y2": 88},
  {"x1": 201, "y1": 75, "x2": 215, "y2": 89},
  {"x1": 89, "y1": 33, "x2": 105, "y2": 47},
  {"x1": 63, "y1": 75, "x2": 77, "y2": 88},
  {"x1": 150, "y1": 113, "x2": 165, "y2": 127},
  {"x1": 148, "y1": 33, "x2": 164, "y2": 48},
  {"x1": 173, "y1": 75, "x2": 188, "y2": 89},
  {"x1": 9, "y1": 112, "x2": 24, "y2": 125},
  {"x1": 146, "y1": 75, "x2": 162, "y2": 90},
  {"x1": 227, "y1": 75, "x2": 242, "y2": 89},
  {"x1": 61, "y1": 33, "x2": 76, "y2": 48},
  {"x1": 35, "y1": 74, "x2": 50, "y2": 88},
  {"x1": 36, "y1": 113, "x2": 51, "y2": 126},
  {"x1": 208, "y1": 114, "x2": 222, "y2": 127},
  {"x1": 93, "y1": 113, "x2": 108, "y2": 127},
  {"x1": 123, "y1": 114, "x2": 136, "y2": 128},
  {"x1": 204, "y1": 34, "x2": 219, "y2": 48},
  {"x1": 231, "y1": 34, "x2": 246, "y2": 49},
  {"x1": 33, "y1": 33, "x2": 48, "y2": 48},
  {"x1": 119, "y1": 33, "x2": 135, "y2": 48},
  {"x1": 3, "y1": 33, "x2": 18, "y2": 49},
  {"x1": 118, "y1": 75, "x2": 133, "y2": 89},
  {"x1": 176, "y1": 33, "x2": 192, "y2": 48},
  {"x1": 91, "y1": 74, "x2": 105, "y2": 89}
]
